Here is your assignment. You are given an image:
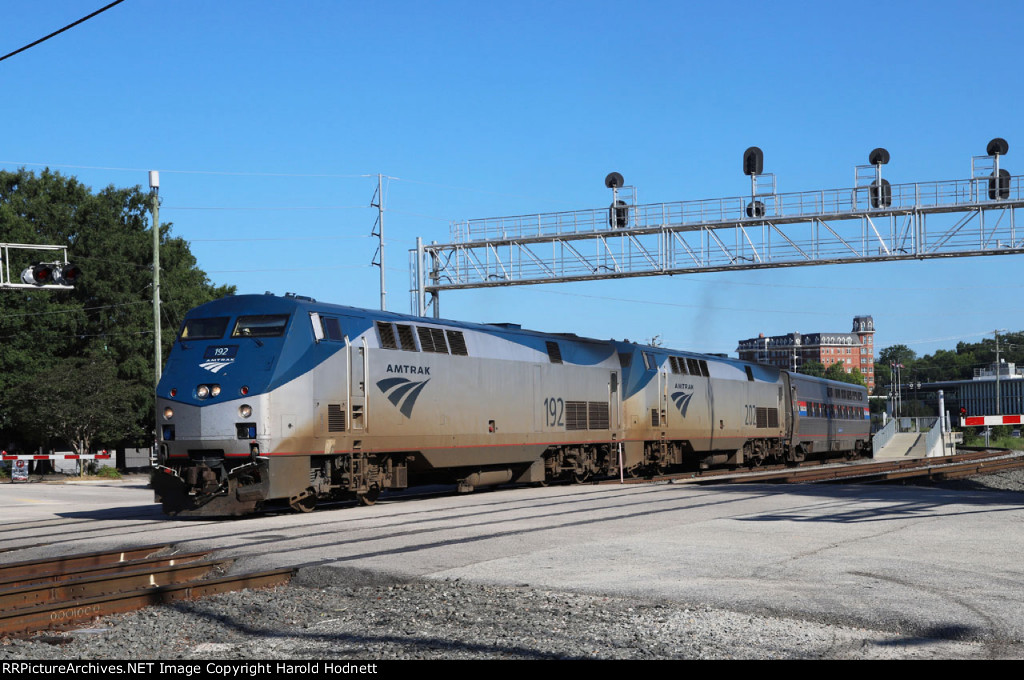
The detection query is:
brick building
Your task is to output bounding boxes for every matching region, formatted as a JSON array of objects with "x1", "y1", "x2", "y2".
[{"x1": 736, "y1": 316, "x2": 876, "y2": 390}]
